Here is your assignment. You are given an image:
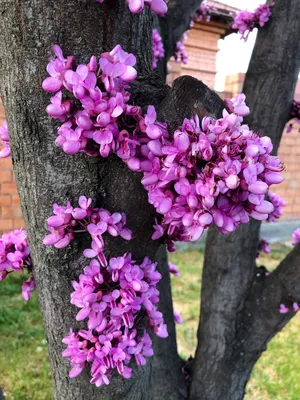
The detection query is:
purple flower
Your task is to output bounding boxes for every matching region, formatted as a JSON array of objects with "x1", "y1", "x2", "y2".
[
  {"x1": 292, "y1": 228, "x2": 300, "y2": 246},
  {"x1": 279, "y1": 304, "x2": 289, "y2": 314},
  {"x1": 43, "y1": 198, "x2": 132, "y2": 257},
  {"x1": 126, "y1": 0, "x2": 167, "y2": 15},
  {"x1": 0, "y1": 120, "x2": 11, "y2": 158},
  {"x1": 42, "y1": 45, "x2": 75, "y2": 92},
  {"x1": 142, "y1": 106, "x2": 163, "y2": 140},
  {"x1": 63, "y1": 249, "x2": 166, "y2": 386},
  {"x1": 225, "y1": 94, "x2": 250, "y2": 117},
  {"x1": 194, "y1": 0, "x2": 216, "y2": 22},
  {"x1": 173, "y1": 310, "x2": 183, "y2": 324},
  {"x1": 22, "y1": 277, "x2": 36, "y2": 301},
  {"x1": 174, "y1": 32, "x2": 188, "y2": 64},
  {"x1": 285, "y1": 100, "x2": 300, "y2": 133},
  {"x1": 232, "y1": 3, "x2": 275, "y2": 41},
  {"x1": 256, "y1": 238, "x2": 270, "y2": 258},
  {"x1": 0, "y1": 229, "x2": 33, "y2": 298},
  {"x1": 266, "y1": 191, "x2": 286, "y2": 222},
  {"x1": 100, "y1": 45, "x2": 137, "y2": 92},
  {"x1": 152, "y1": 29, "x2": 164, "y2": 69},
  {"x1": 168, "y1": 262, "x2": 180, "y2": 276}
]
